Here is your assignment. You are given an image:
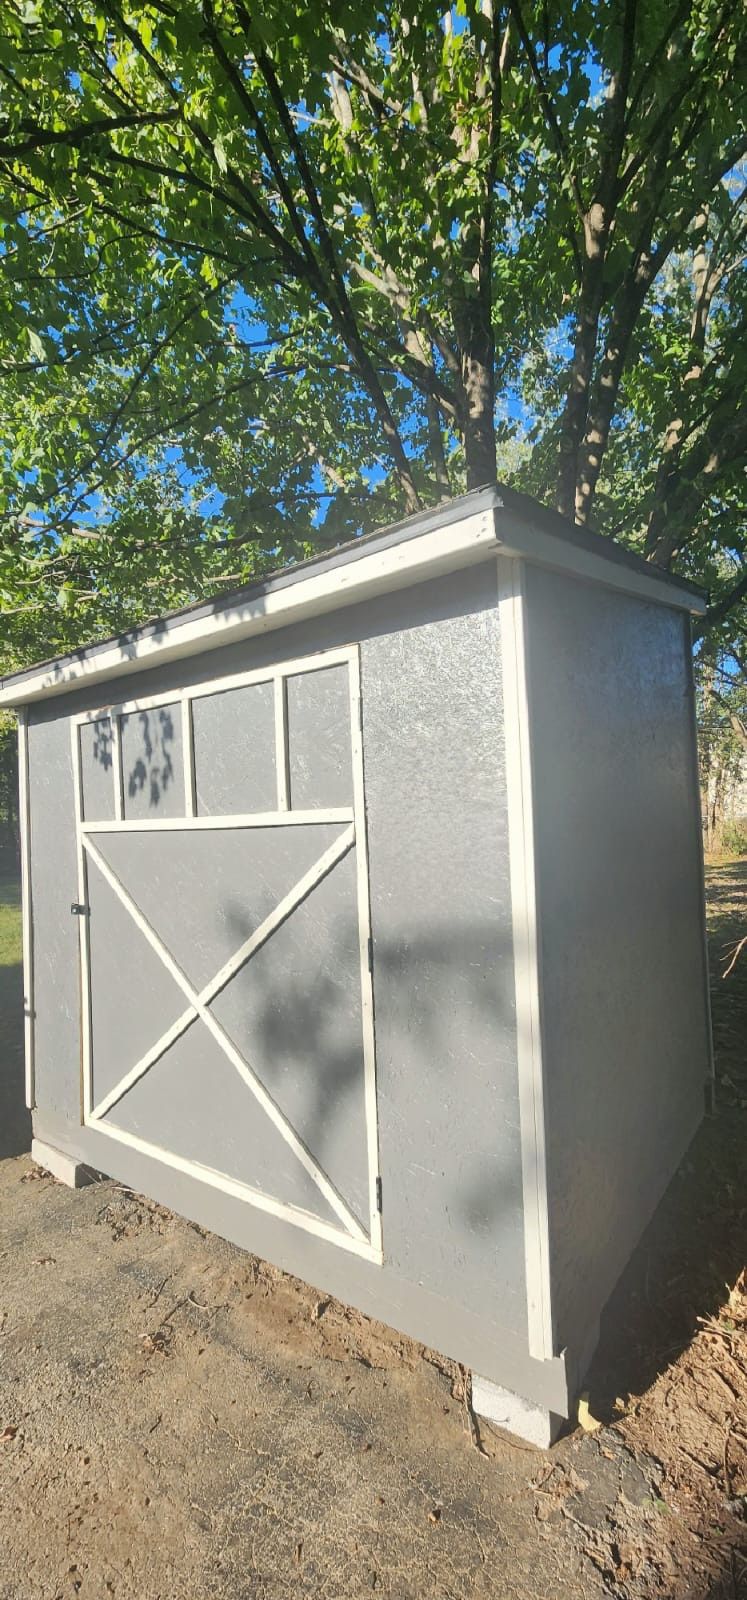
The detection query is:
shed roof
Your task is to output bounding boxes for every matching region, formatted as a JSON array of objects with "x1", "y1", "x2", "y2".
[{"x1": 0, "y1": 484, "x2": 705, "y2": 707}]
